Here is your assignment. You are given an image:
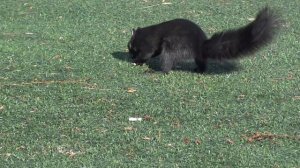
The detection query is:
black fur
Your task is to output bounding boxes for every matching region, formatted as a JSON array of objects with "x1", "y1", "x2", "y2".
[{"x1": 128, "y1": 7, "x2": 280, "y2": 73}]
